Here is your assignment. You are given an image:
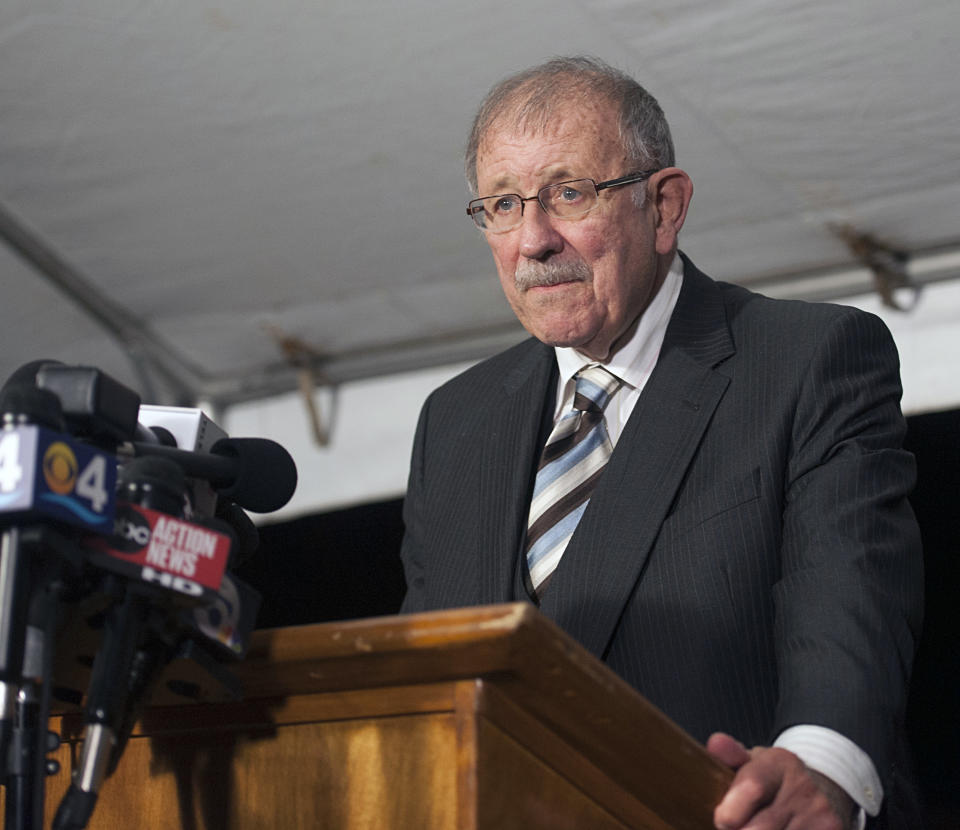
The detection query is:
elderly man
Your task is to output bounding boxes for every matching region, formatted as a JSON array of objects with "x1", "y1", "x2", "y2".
[{"x1": 400, "y1": 57, "x2": 922, "y2": 829}]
